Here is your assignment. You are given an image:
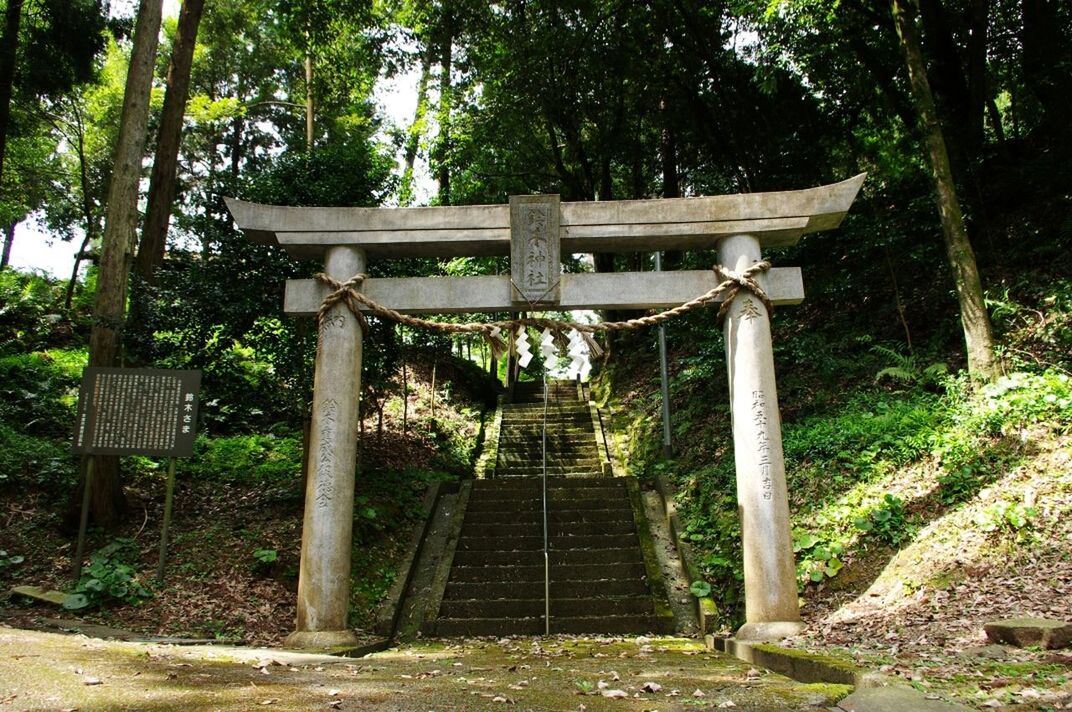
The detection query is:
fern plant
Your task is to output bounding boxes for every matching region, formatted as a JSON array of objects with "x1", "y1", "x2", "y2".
[{"x1": 872, "y1": 345, "x2": 948, "y2": 387}]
